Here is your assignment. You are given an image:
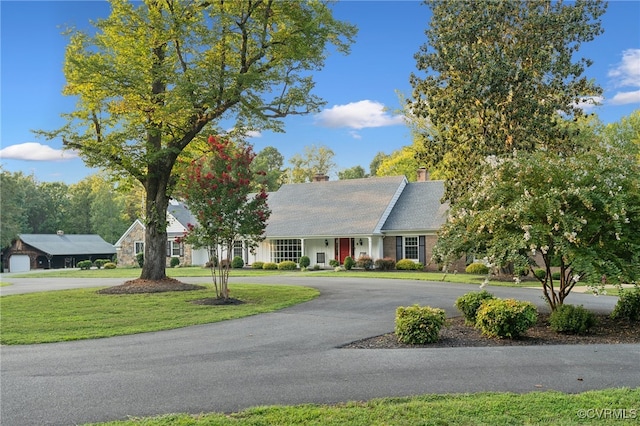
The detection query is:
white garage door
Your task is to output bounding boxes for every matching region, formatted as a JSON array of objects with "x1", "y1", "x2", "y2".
[{"x1": 9, "y1": 255, "x2": 30, "y2": 272}]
